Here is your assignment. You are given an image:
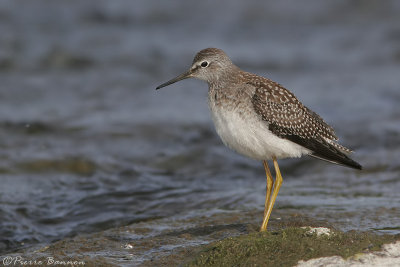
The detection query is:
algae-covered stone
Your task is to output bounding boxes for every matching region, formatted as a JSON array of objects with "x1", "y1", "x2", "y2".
[{"x1": 186, "y1": 227, "x2": 399, "y2": 267}]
